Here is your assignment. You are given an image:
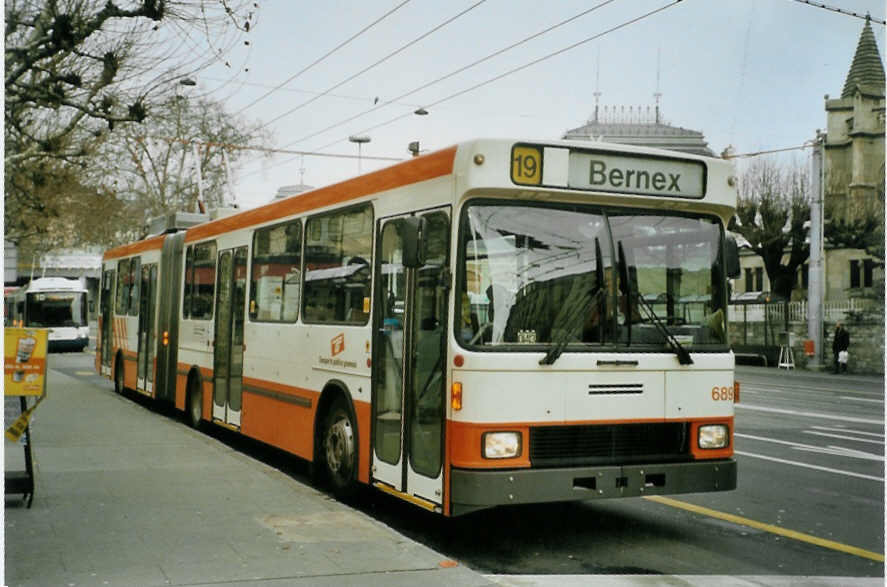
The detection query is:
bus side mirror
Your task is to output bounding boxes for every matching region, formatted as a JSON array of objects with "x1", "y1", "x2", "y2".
[
  {"x1": 725, "y1": 235, "x2": 741, "y2": 279},
  {"x1": 401, "y1": 216, "x2": 426, "y2": 268}
]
